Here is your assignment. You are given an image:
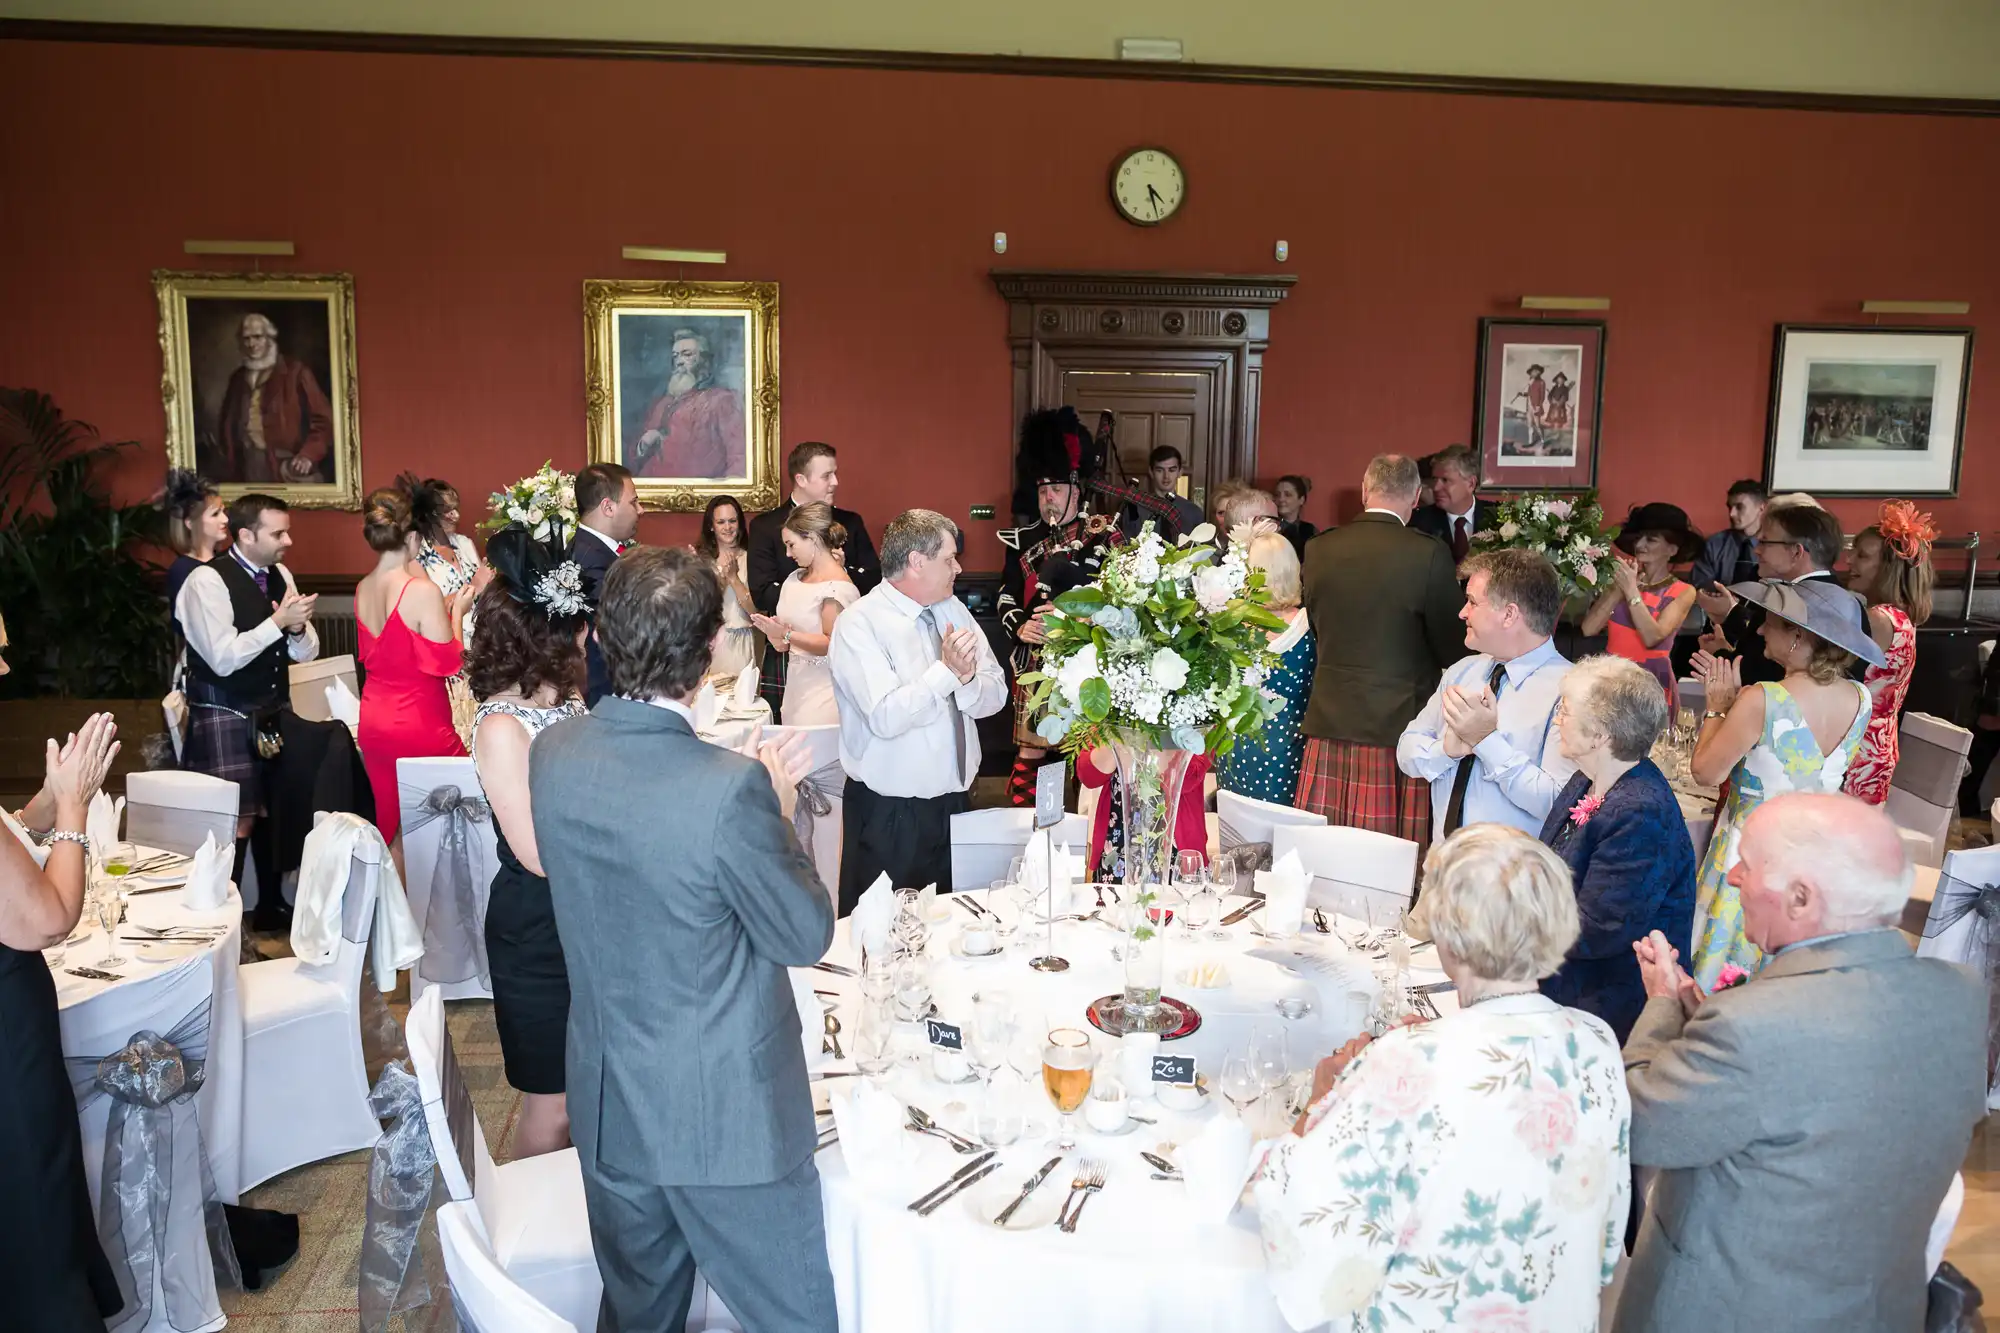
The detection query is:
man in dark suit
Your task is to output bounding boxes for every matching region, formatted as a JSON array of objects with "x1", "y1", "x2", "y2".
[
  {"x1": 573, "y1": 462, "x2": 639, "y2": 706},
  {"x1": 532, "y1": 546, "x2": 837, "y2": 1332},
  {"x1": 1298, "y1": 454, "x2": 1466, "y2": 843},
  {"x1": 1695, "y1": 498, "x2": 1859, "y2": 685},
  {"x1": 1409, "y1": 443, "x2": 1496, "y2": 565},
  {"x1": 747, "y1": 441, "x2": 880, "y2": 709}
]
